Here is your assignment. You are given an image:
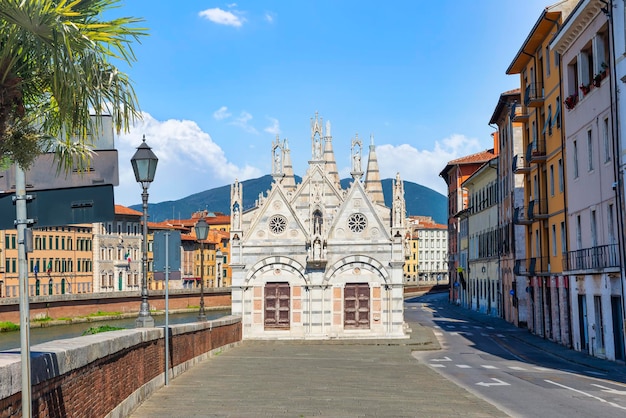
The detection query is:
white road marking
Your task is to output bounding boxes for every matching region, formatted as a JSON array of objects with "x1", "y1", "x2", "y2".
[
  {"x1": 591, "y1": 384, "x2": 626, "y2": 396},
  {"x1": 534, "y1": 367, "x2": 550, "y2": 371},
  {"x1": 431, "y1": 356, "x2": 452, "y2": 362},
  {"x1": 476, "y1": 378, "x2": 510, "y2": 387},
  {"x1": 508, "y1": 366, "x2": 527, "y2": 371},
  {"x1": 545, "y1": 380, "x2": 626, "y2": 410},
  {"x1": 430, "y1": 364, "x2": 446, "y2": 368},
  {"x1": 457, "y1": 364, "x2": 472, "y2": 368},
  {"x1": 481, "y1": 365, "x2": 498, "y2": 369}
]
